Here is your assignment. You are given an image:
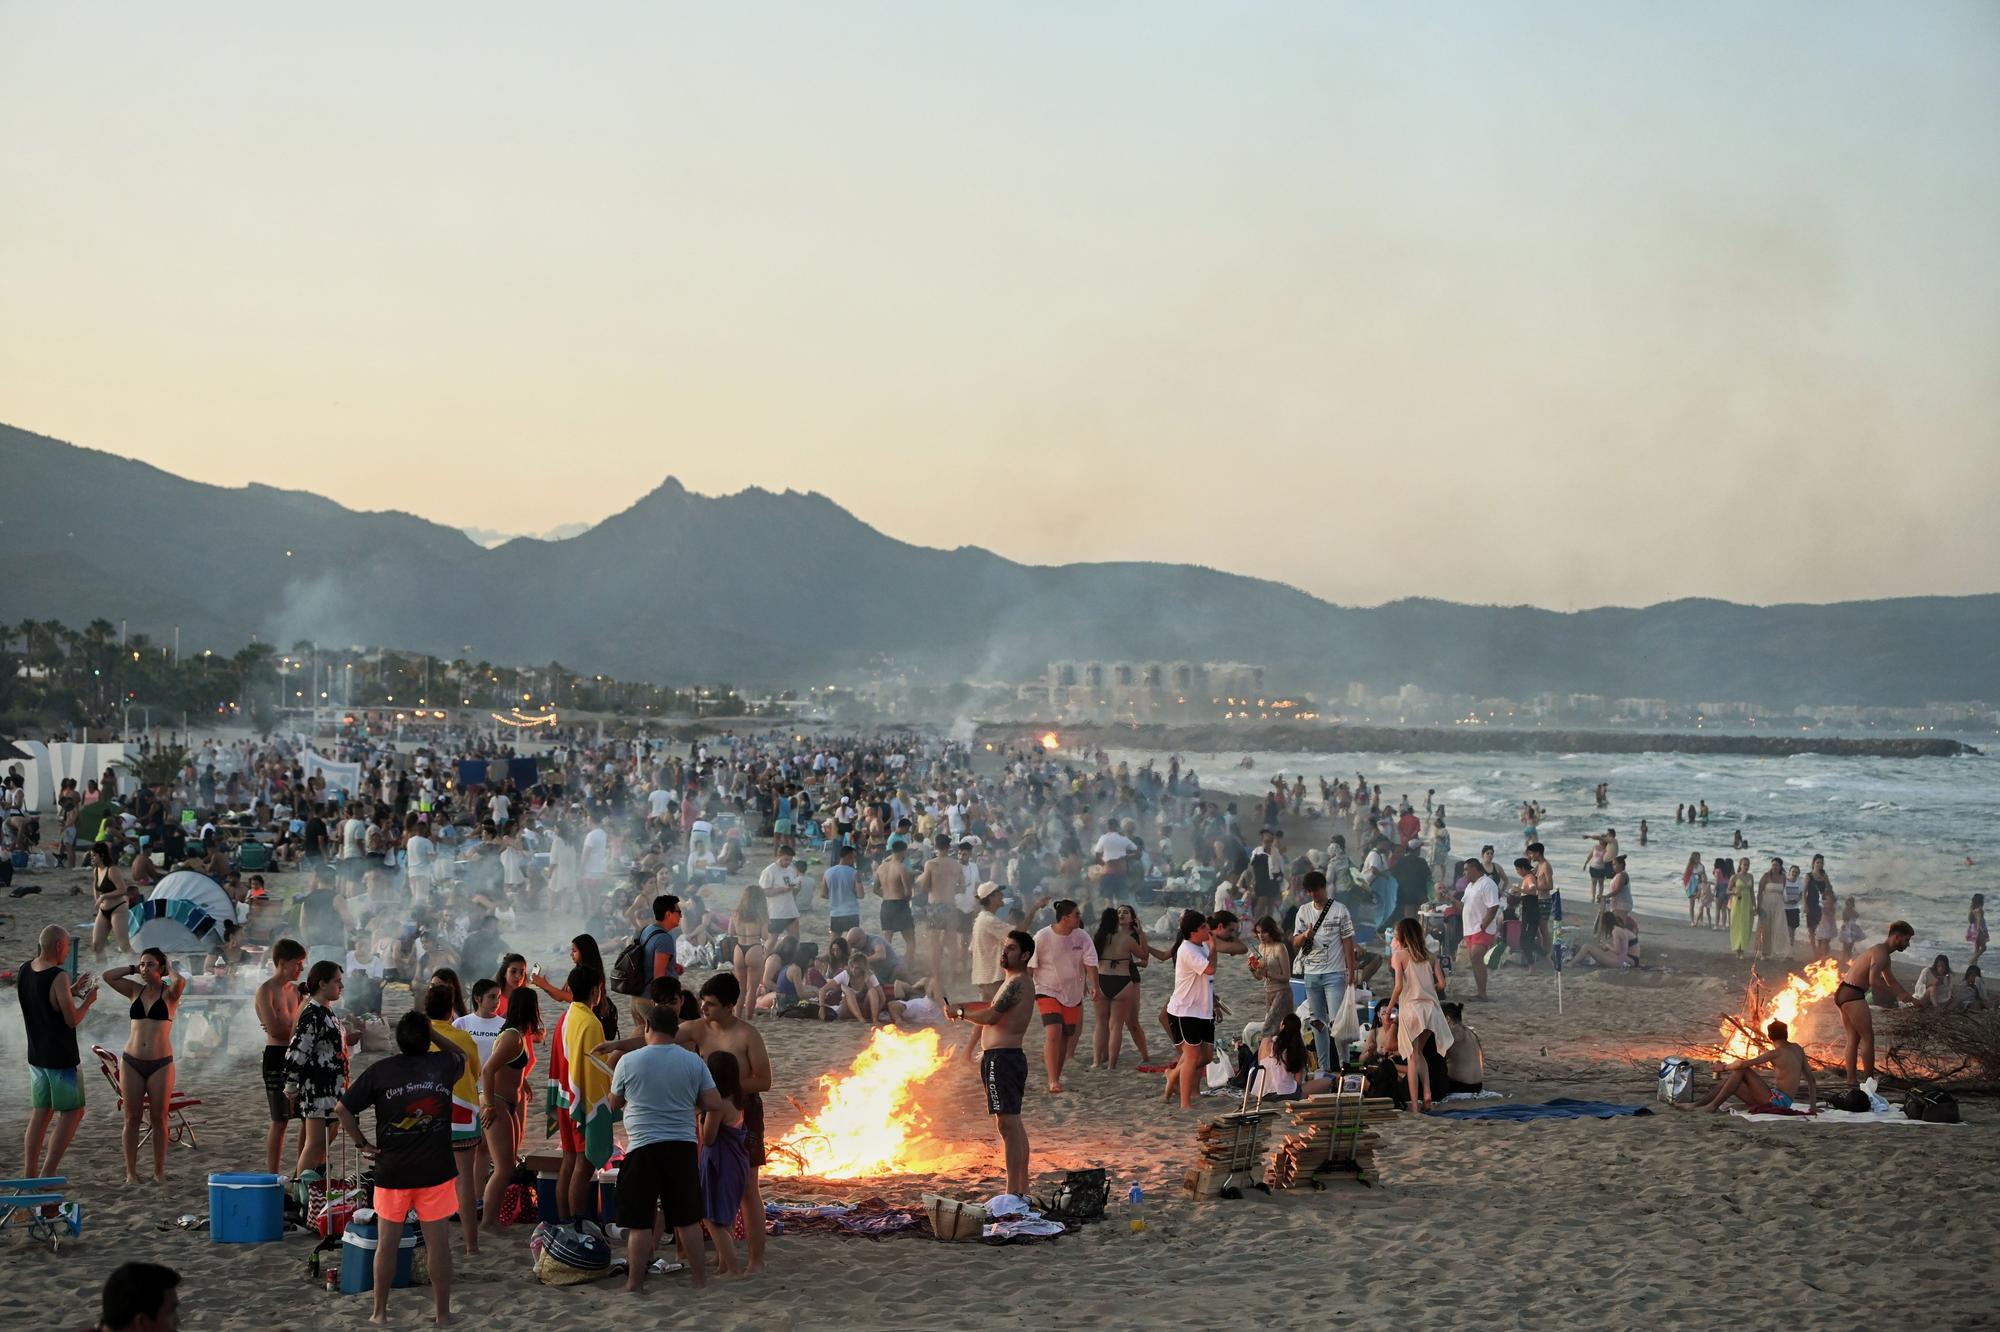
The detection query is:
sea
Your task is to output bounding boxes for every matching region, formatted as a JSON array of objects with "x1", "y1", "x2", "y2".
[{"x1": 1108, "y1": 744, "x2": 1997, "y2": 964}]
